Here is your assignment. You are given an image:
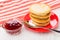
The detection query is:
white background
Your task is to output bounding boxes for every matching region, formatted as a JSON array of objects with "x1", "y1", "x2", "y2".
[{"x1": 0, "y1": 8, "x2": 60, "y2": 40}]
